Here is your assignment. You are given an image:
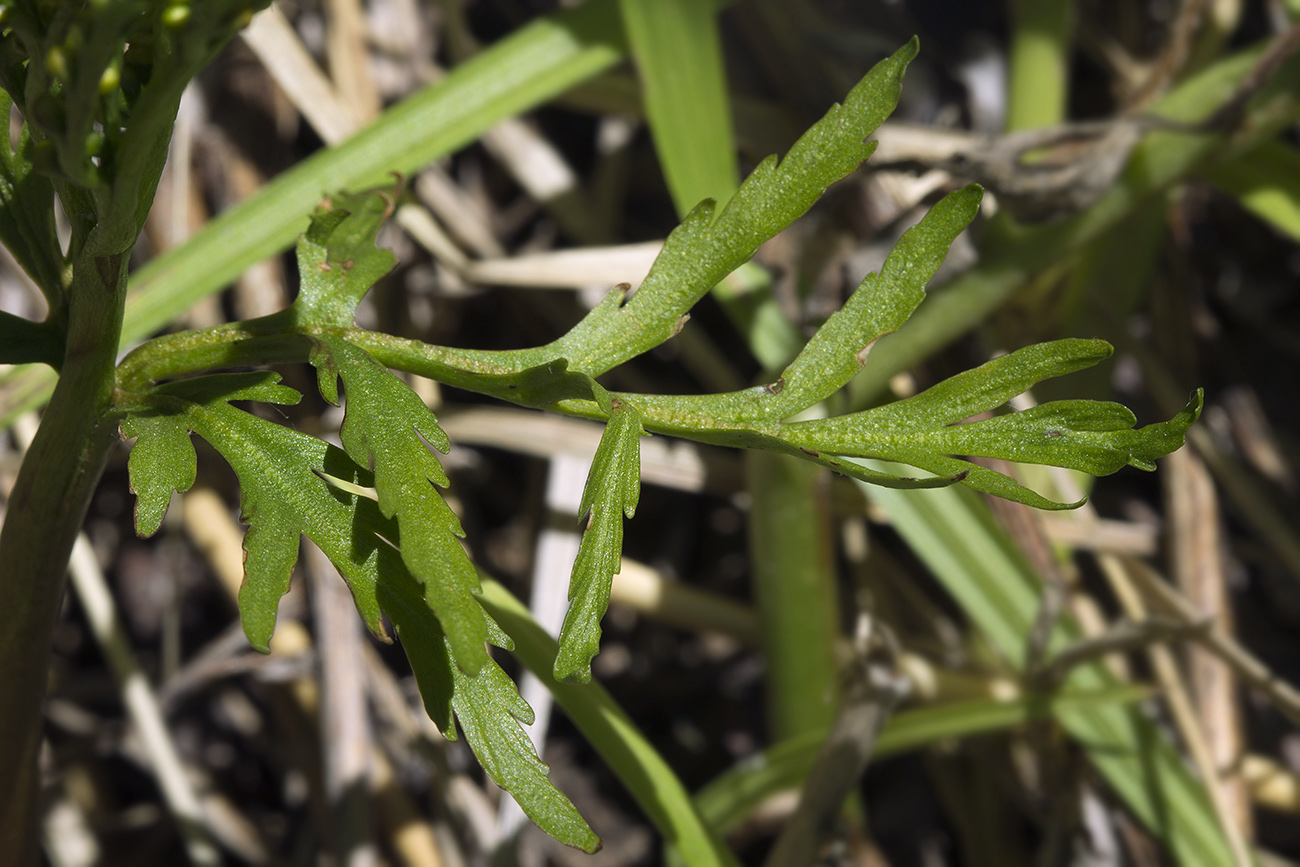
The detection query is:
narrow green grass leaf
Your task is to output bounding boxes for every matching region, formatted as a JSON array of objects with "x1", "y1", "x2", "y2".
[
  {"x1": 554, "y1": 401, "x2": 643, "y2": 682},
  {"x1": 690, "y1": 687, "x2": 1146, "y2": 837},
  {"x1": 1202, "y1": 140, "x2": 1300, "y2": 242},
  {"x1": 619, "y1": 0, "x2": 737, "y2": 215},
  {"x1": 480, "y1": 579, "x2": 739, "y2": 866},
  {"x1": 862, "y1": 478, "x2": 1239, "y2": 864}
]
